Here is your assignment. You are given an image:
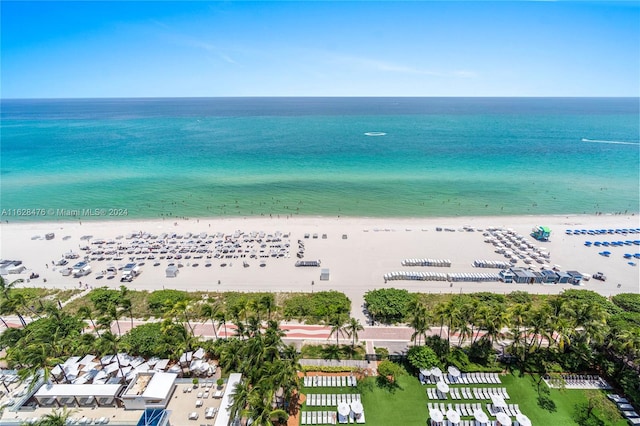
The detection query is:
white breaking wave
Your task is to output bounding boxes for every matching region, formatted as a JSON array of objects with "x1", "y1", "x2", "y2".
[
  {"x1": 581, "y1": 138, "x2": 639, "y2": 146},
  {"x1": 364, "y1": 132, "x2": 387, "y2": 136}
]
